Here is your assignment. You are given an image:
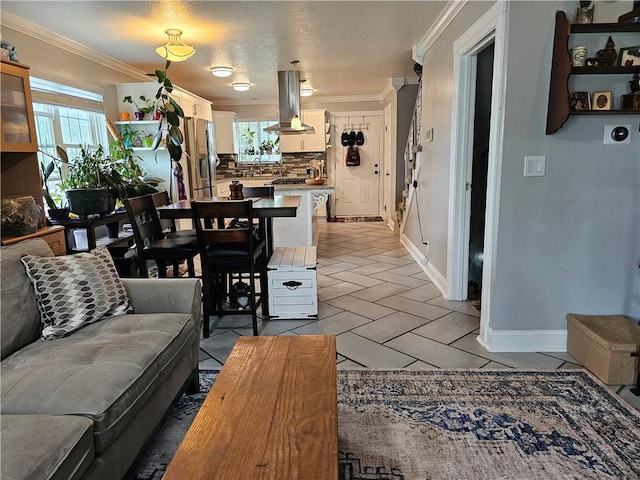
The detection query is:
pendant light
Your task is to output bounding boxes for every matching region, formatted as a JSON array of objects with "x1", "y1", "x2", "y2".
[{"x1": 155, "y1": 29, "x2": 195, "y2": 62}]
